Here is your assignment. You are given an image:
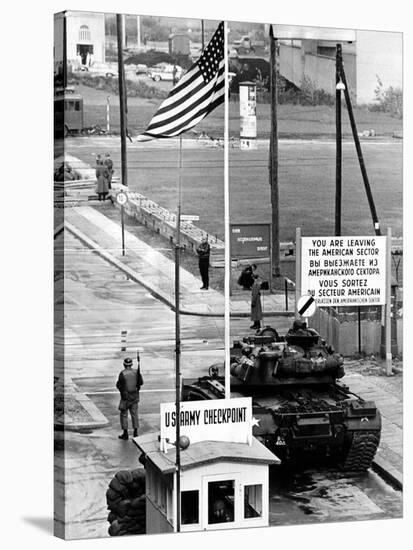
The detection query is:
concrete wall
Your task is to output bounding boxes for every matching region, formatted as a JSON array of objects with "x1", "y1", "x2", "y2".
[
  {"x1": 114, "y1": 185, "x2": 225, "y2": 261},
  {"x1": 279, "y1": 43, "x2": 302, "y2": 88},
  {"x1": 309, "y1": 307, "x2": 403, "y2": 357}
]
